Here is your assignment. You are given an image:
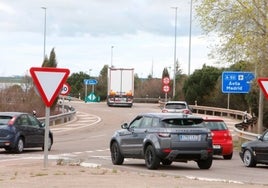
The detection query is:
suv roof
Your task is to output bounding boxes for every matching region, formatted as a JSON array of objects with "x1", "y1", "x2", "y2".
[
  {"x1": 139, "y1": 112, "x2": 202, "y2": 120},
  {"x1": 164, "y1": 101, "x2": 188, "y2": 106}
]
